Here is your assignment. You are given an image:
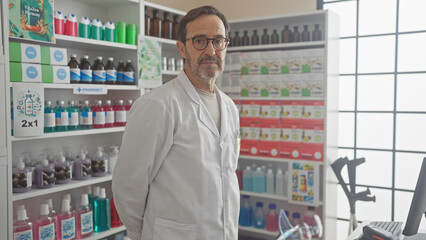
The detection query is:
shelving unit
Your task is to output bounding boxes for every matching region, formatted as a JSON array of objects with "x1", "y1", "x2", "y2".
[
  {"x1": 84, "y1": 225, "x2": 127, "y2": 240},
  {"x1": 55, "y1": 34, "x2": 137, "y2": 51},
  {"x1": 228, "y1": 41, "x2": 325, "y2": 52}
]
